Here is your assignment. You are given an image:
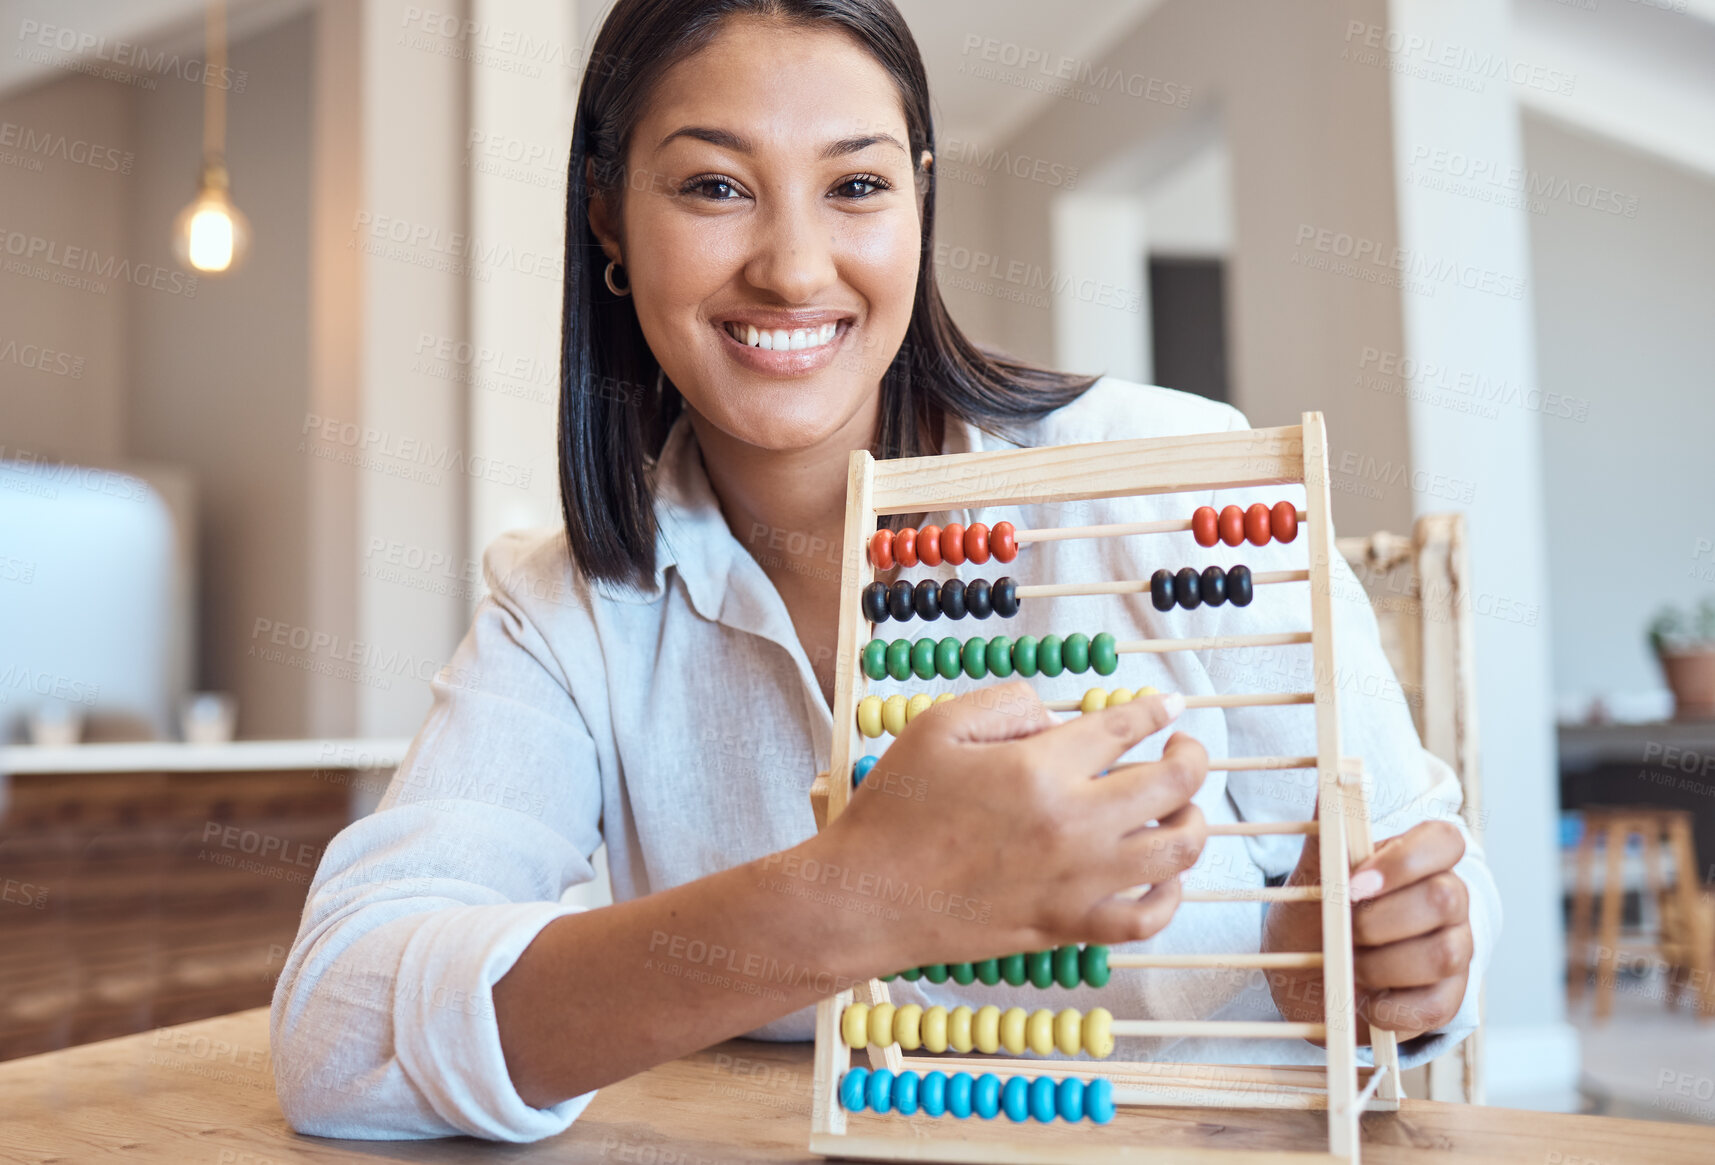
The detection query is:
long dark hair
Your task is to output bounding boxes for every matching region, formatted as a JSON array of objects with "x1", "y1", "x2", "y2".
[{"x1": 560, "y1": 0, "x2": 1099, "y2": 588}]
